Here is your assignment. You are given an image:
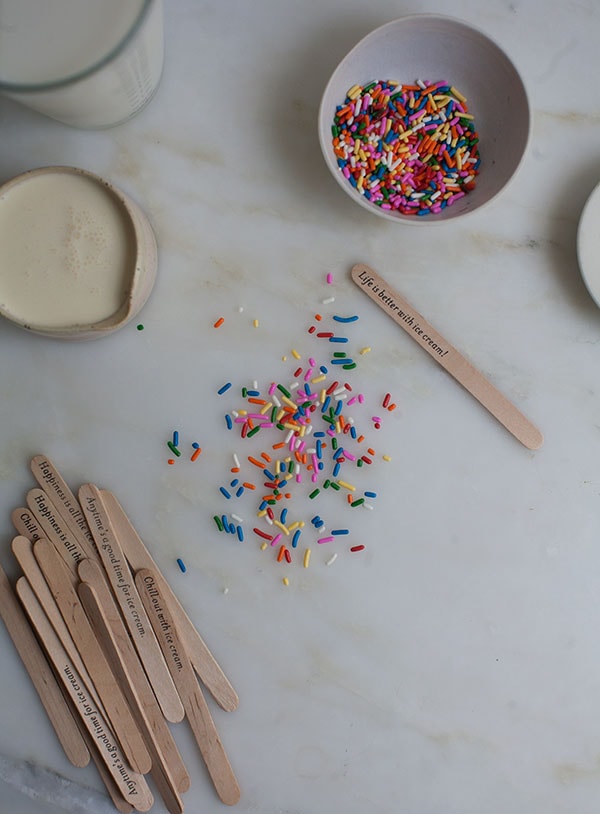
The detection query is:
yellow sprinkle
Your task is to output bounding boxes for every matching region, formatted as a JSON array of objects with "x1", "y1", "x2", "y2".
[
  {"x1": 291, "y1": 349, "x2": 301, "y2": 360},
  {"x1": 282, "y1": 577, "x2": 290, "y2": 586},
  {"x1": 359, "y1": 346, "x2": 371, "y2": 355},
  {"x1": 273, "y1": 520, "x2": 289, "y2": 535},
  {"x1": 281, "y1": 356, "x2": 287, "y2": 361},
  {"x1": 450, "y1": 85, "x2": 467, "y2": 103},
  {"x1": 260, "y1": 402, "x2": 273, "y2": 415},
  {"x1": 257, "y1": 509, "x2": 267, "y2": 517},
  {"x1": 253, "y1": 319, "x2": 259, "y2": 328},
  {"x1": 303, "y1": 548, "x2": 311, "y2": 568},
  {"x1": 260, "y1": 542, "x2": 268, "y2": 550},
  {"x1": 337, "y1": 480, "x2": 356, "y2": 492},
  {"x1": 311, "y1": 374, "x2": 327, "y2": 384},
  {"x1": 347, "y1": 84, "x2": 361, "y2": 99},
  {"x1": 382, "y1": 455, "x2": 392, "y2": 462},
  {"x1": 281, "y1": 395, "x2": 297, "y2": 409},
  {"x1": 320, "y1": 388, "x2": 327, "y2": 403}
]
